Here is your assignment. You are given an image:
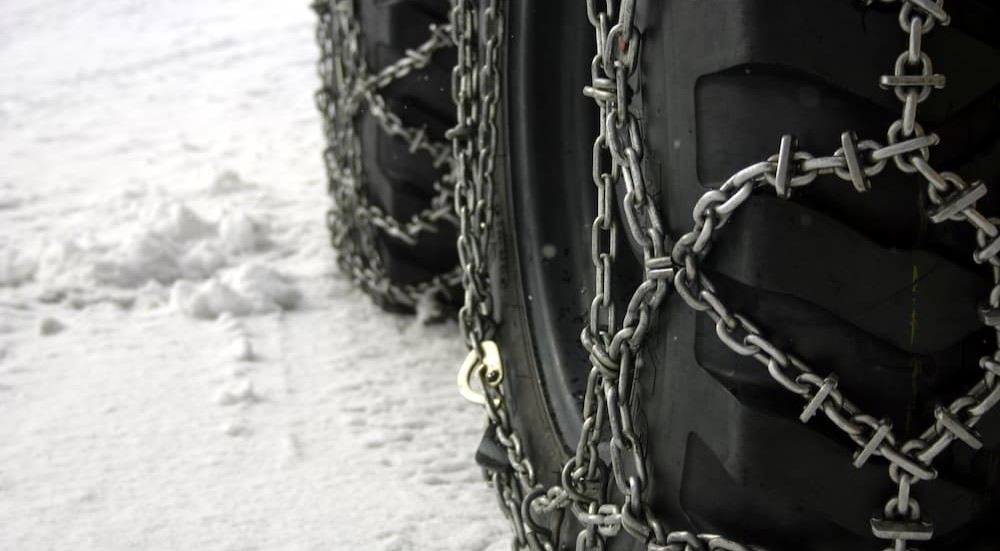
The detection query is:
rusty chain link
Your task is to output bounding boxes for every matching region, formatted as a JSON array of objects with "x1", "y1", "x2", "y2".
[{"x1": 313, "y1": 0, "x2": 461, "y2": 310}]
